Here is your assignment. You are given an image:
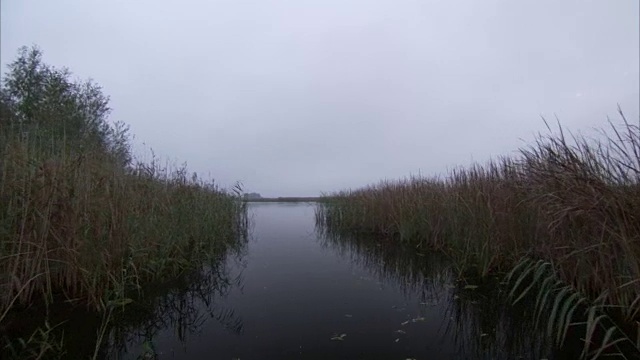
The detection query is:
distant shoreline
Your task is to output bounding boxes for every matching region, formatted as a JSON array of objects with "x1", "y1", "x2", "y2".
[{"x1": 244, "y1": 197, "x2": 322, "y2": 203}]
